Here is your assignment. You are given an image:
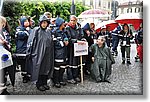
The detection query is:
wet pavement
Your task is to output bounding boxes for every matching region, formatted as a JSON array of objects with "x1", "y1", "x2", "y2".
[{"x1": 7, "y1": 43, "x2": 143, "y2": 95}]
